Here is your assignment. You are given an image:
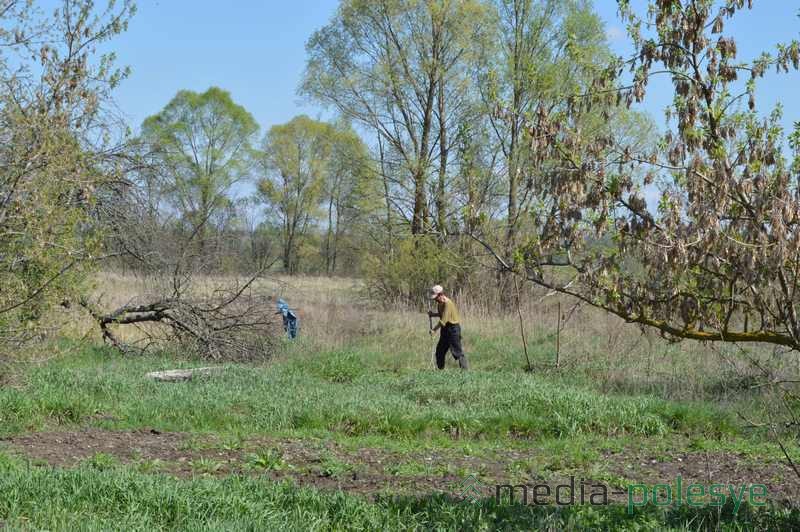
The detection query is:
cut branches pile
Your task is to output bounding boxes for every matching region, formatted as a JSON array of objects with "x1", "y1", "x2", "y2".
[{"x1": 80, "y1": 282, "x2": 280, "y2": 361}]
